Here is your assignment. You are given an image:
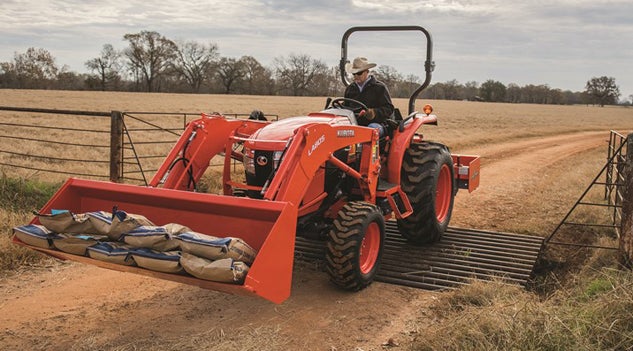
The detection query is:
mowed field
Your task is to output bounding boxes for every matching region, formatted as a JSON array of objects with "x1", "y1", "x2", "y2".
[{"x1": 1, "y1": 89, "x2": 633, "y2": 350}]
